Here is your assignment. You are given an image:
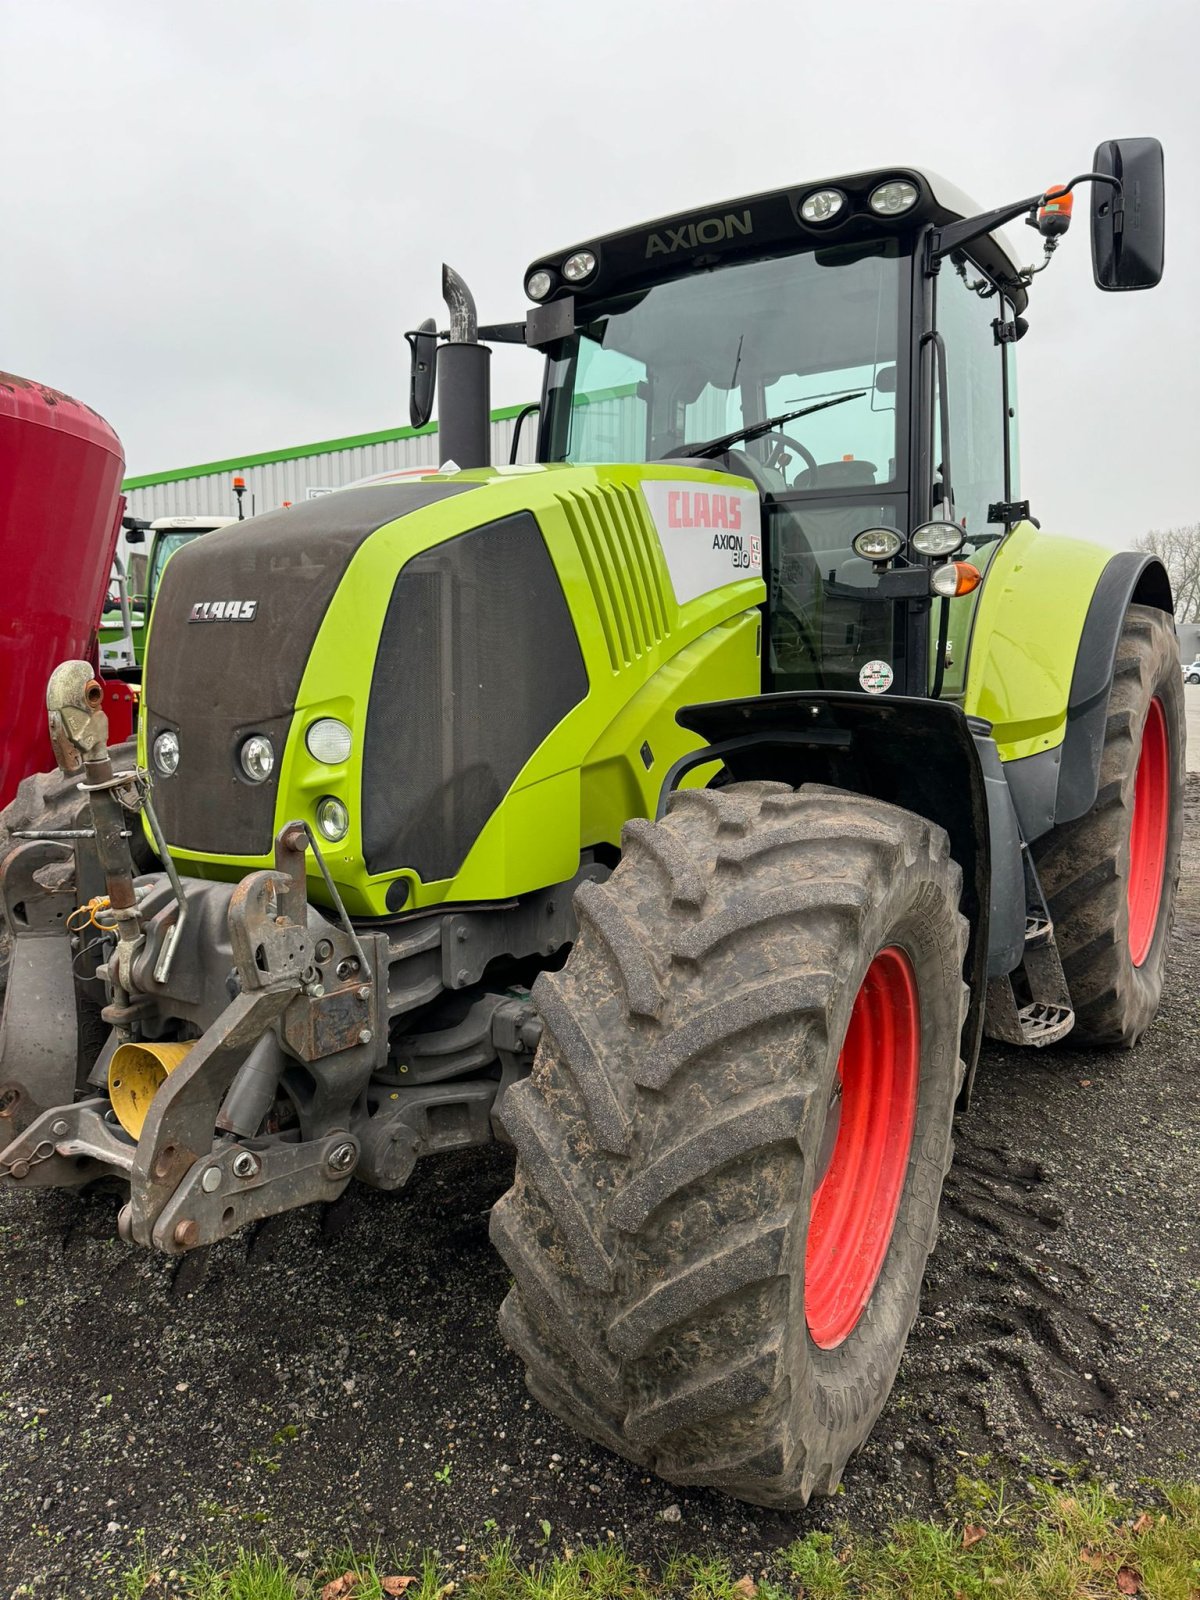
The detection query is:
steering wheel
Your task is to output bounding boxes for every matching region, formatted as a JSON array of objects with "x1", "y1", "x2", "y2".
[{"x1": 761, "y1": 432, "x2": 820, "y2": 487}]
